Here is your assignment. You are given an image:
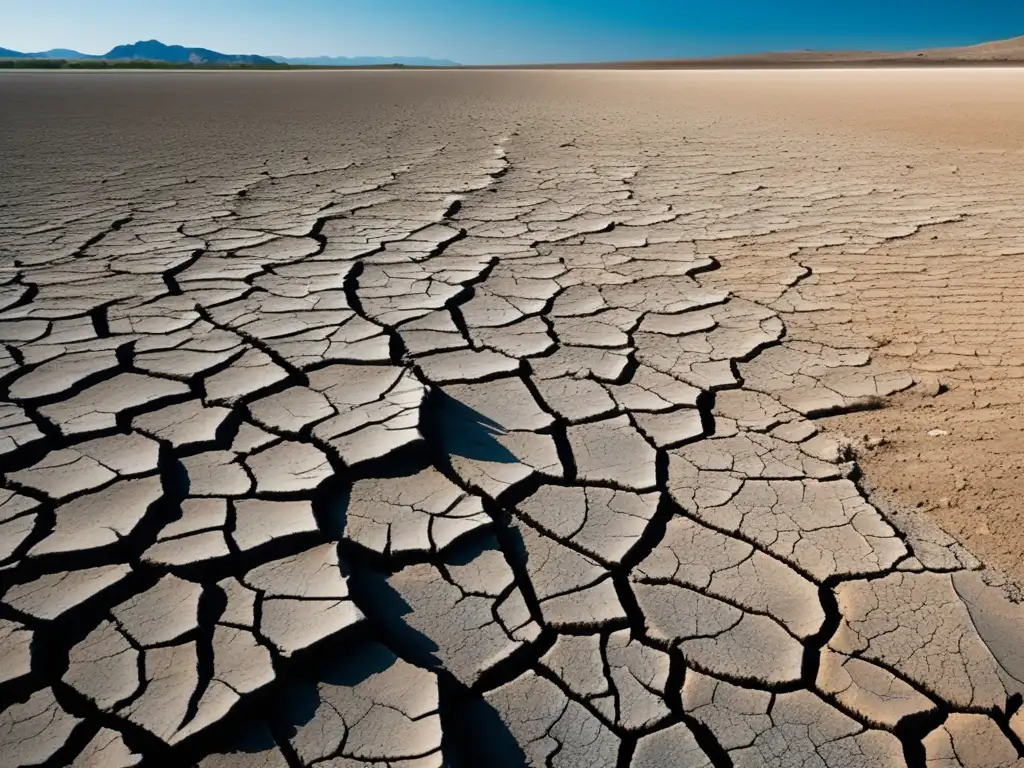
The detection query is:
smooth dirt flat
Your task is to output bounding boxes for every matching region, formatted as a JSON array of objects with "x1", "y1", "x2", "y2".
[{"x1": 2, "y1": 69, "x2": 1024, "y2": 767}]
